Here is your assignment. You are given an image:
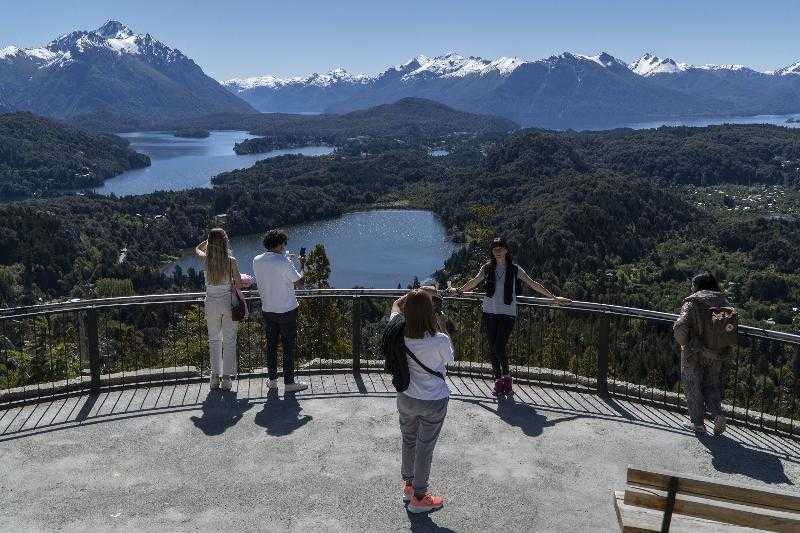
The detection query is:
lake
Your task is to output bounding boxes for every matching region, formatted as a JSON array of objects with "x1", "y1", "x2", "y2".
[
  {"x1": 167, "y1": 210, "x2": 459, "y2": 289},
  {"x1": 93, "y1": 131, "x2": 334, "y2": 196},
  {"x1": 626, "y1": 113, "x2": 800, "y2": 130}
]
